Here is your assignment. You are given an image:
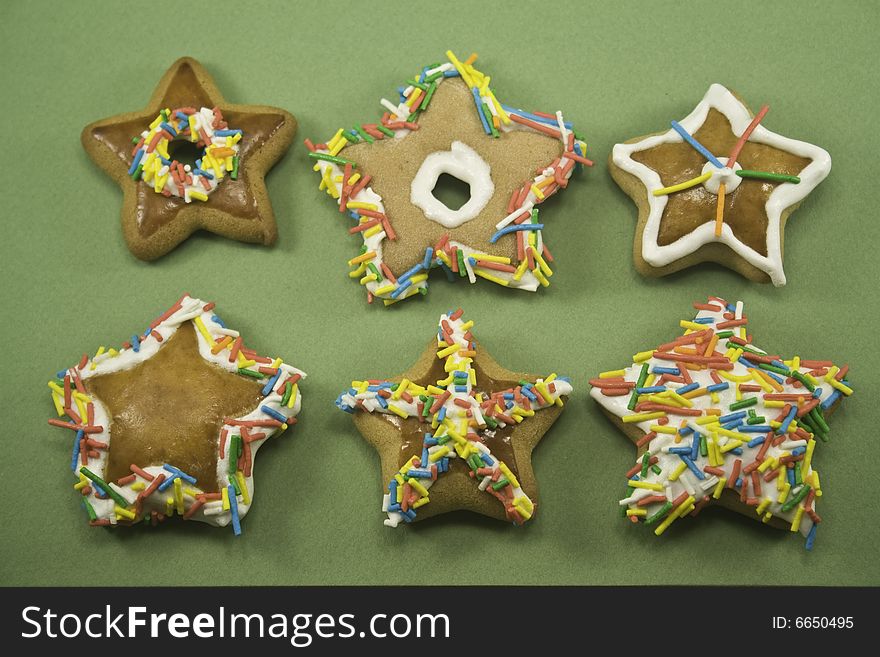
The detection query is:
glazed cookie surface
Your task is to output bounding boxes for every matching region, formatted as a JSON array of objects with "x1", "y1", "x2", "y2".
[
  {"x1": 308, "y1": 51, "x2": 592, "y2": 305},
  {"x1": 82, "y1": 57, "x2": 296, "y2": 260},
  {"x1": 47, "y1": 295, "x2": 305, "y2": 533},
  {"x1": 590, "y1": 296, "x2": 852, "y2": 548},
  {"x1": 610, "y1": 84, "x2": 831, "y2": 286},
  {"x1": 336, "y1": 309, "x2": 572, "y2": 526}
]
